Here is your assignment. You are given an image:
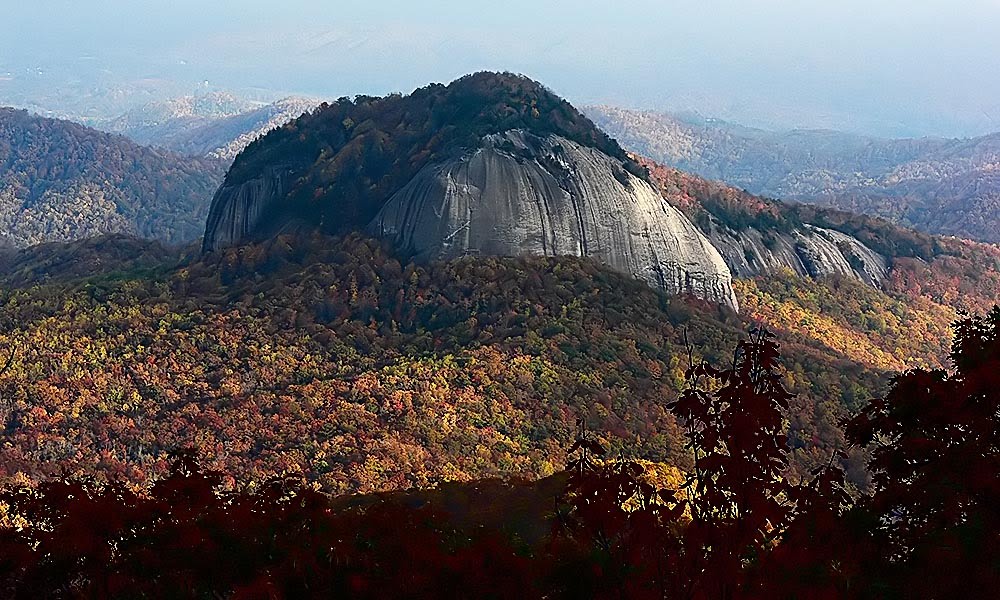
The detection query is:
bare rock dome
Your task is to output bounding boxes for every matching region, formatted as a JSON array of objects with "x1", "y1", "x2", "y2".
[{"x1": 370, "y1": 130, "x2": 739, "y2": 310}]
